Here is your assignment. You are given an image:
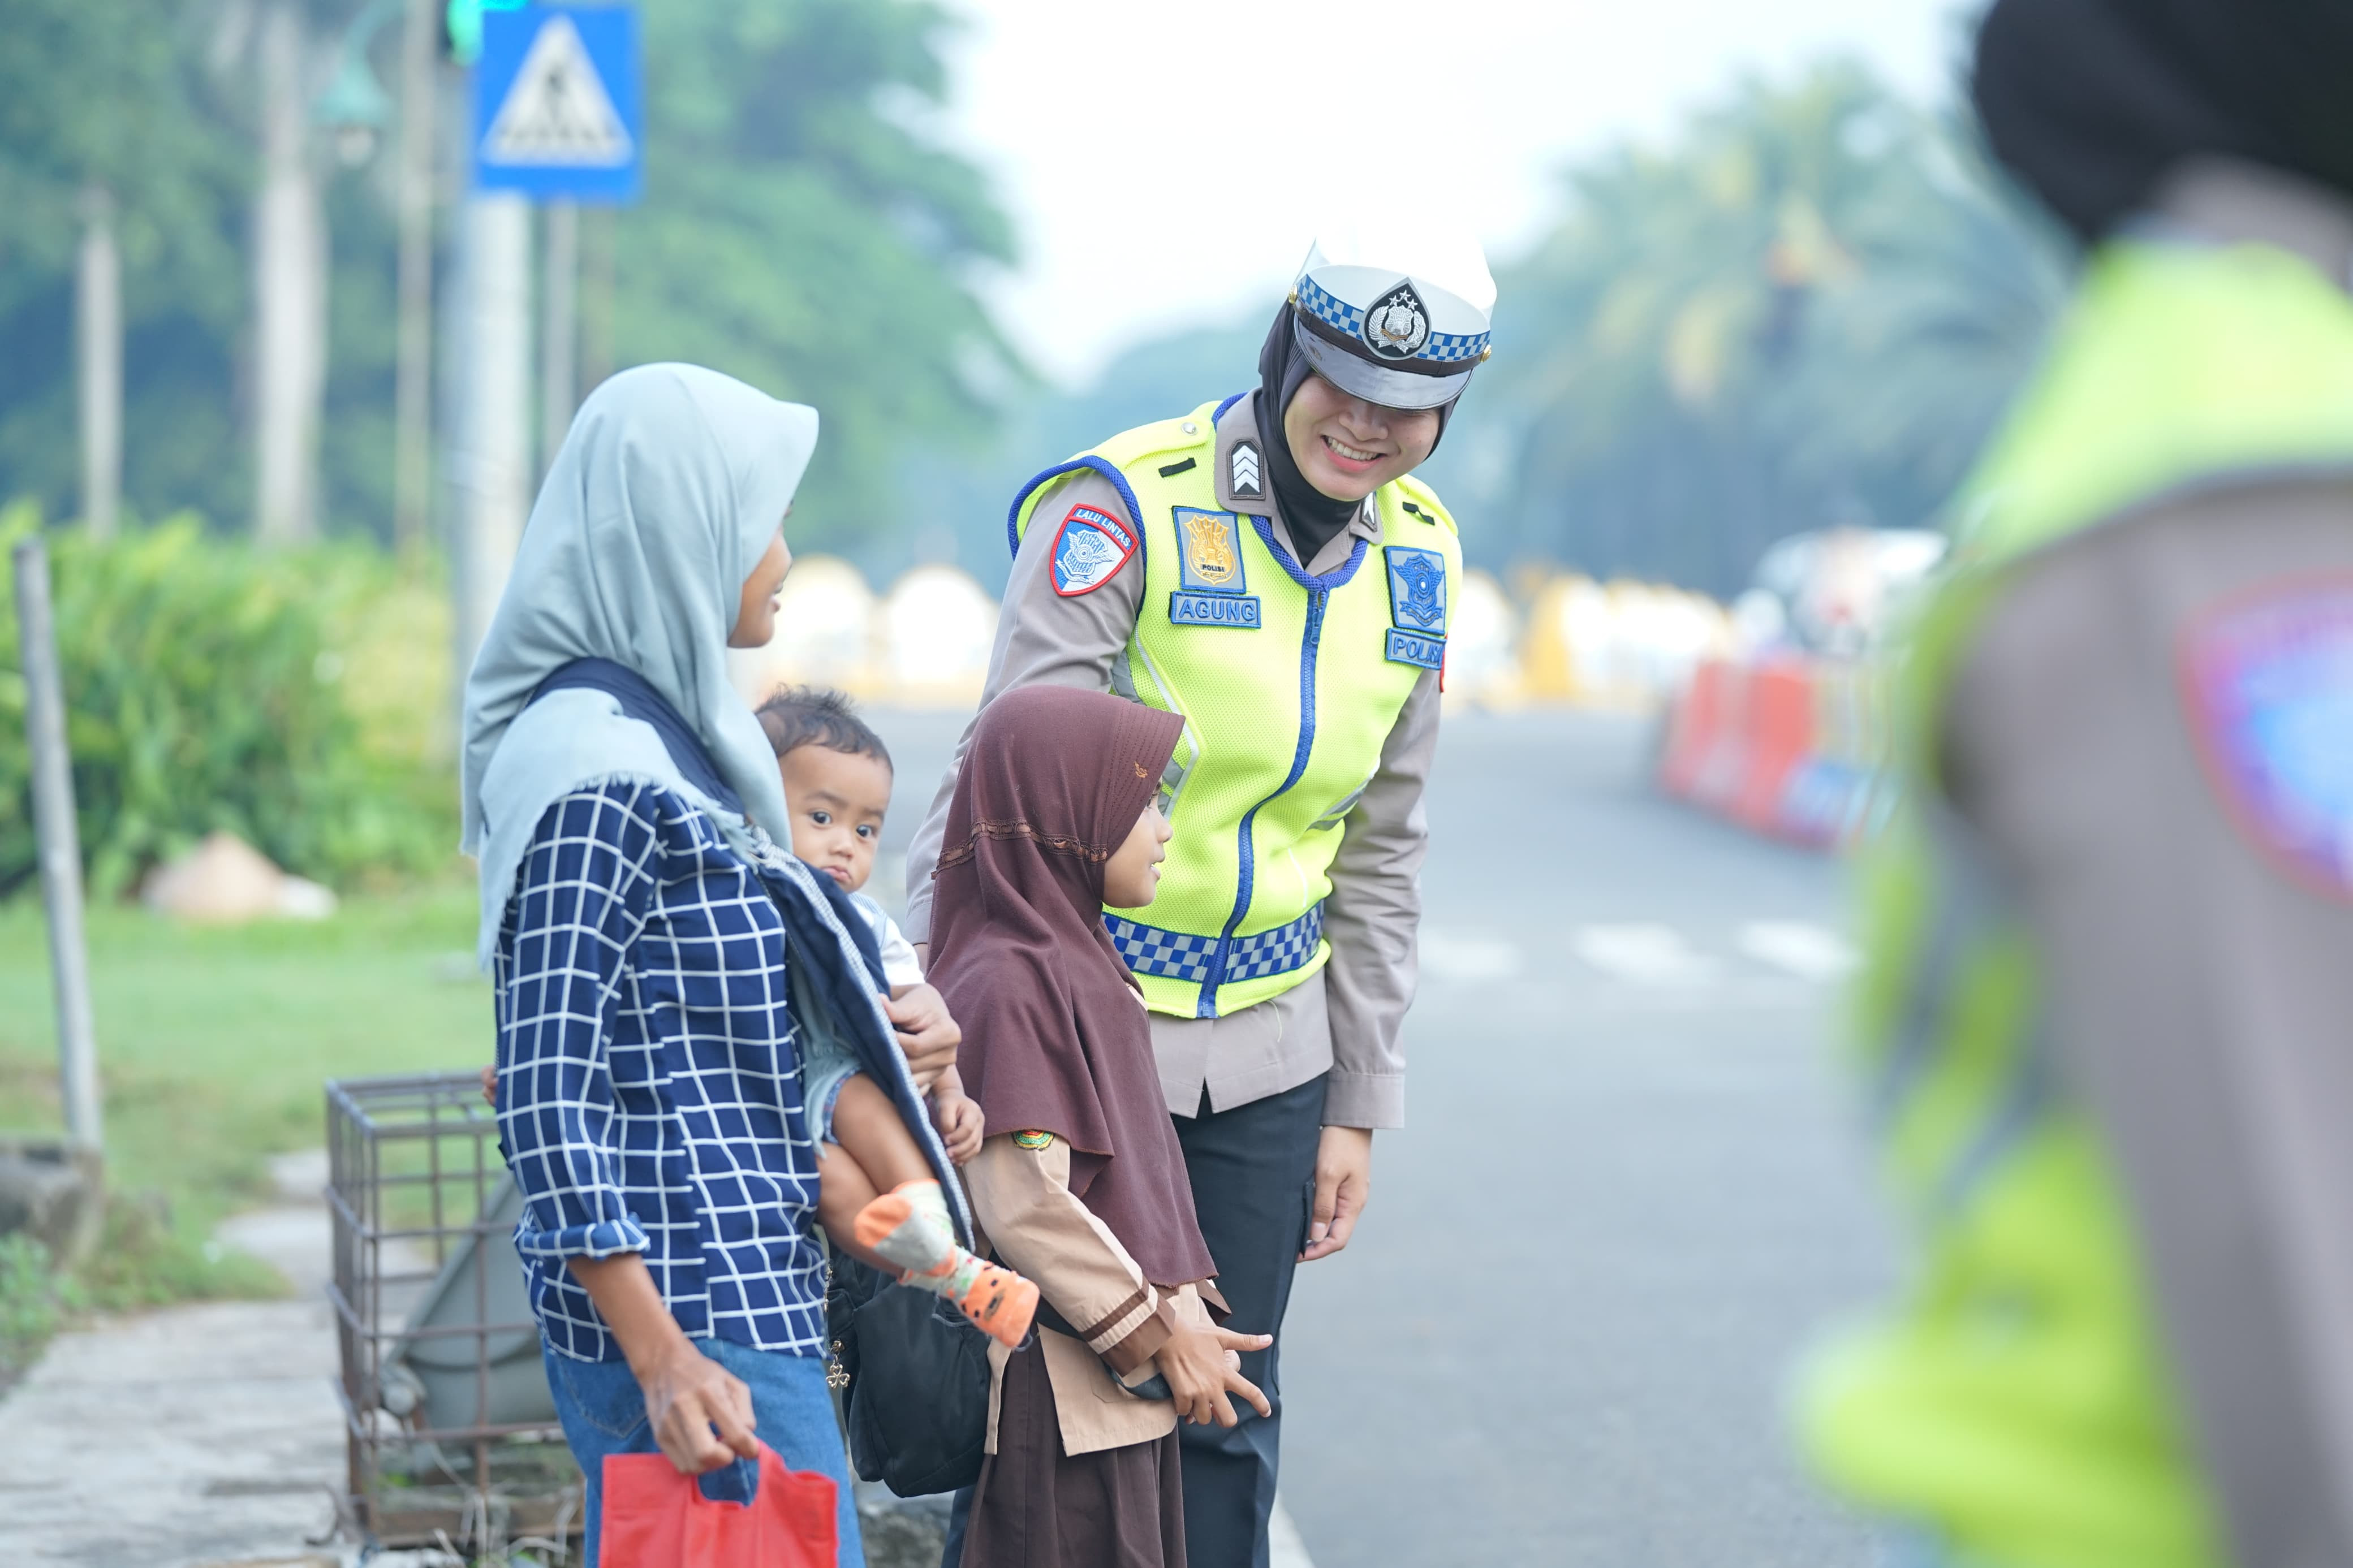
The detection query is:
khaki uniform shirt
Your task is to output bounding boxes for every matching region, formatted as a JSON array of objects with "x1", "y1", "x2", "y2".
[{"x1": 904, "y1": 392, "x2": 1438, "y2": 1128}]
